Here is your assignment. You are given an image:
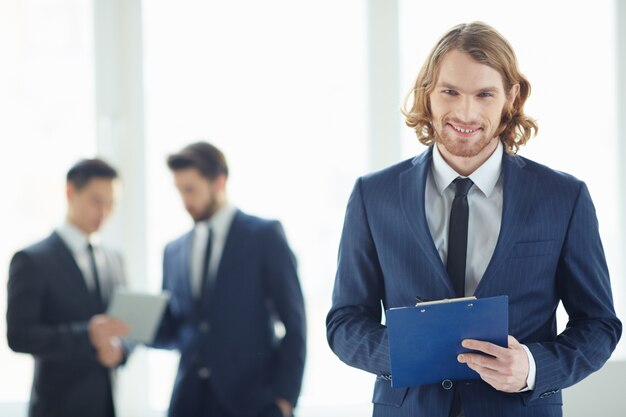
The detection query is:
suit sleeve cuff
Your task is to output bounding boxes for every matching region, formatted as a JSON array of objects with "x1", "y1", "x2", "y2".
[{"x1": 518, "y1": 344, "x2": 537, "y2": 392}]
